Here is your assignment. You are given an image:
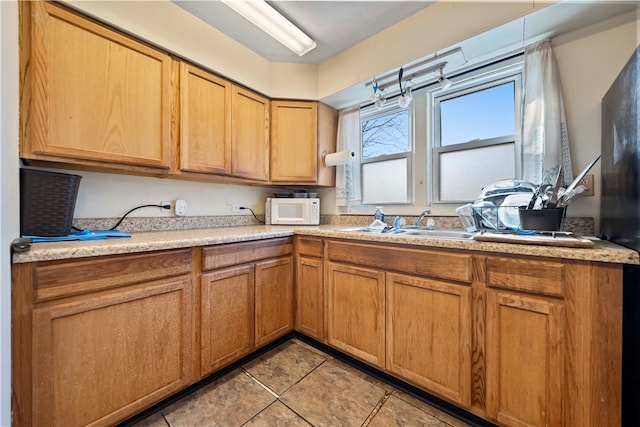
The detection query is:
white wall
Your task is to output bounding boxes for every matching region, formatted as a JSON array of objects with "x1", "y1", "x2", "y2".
[
  {"x1": 317, "y1": 1, "x2": 551, "y2": 99},
  {"x1": 0, "y1": 1, "x2": 19, "y2": 425},
  {"x1": 553, "y1": 10, "x2": 638, "y2": 231},
  {"x1": 71, "y1": 171, "x2": 279, "y2": 218}
]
